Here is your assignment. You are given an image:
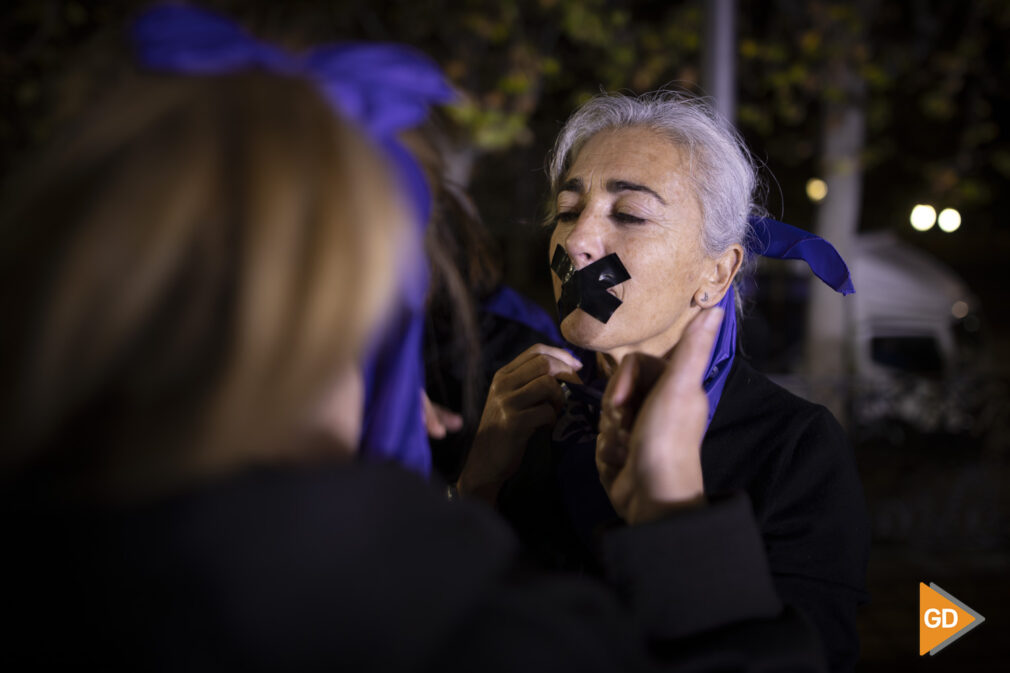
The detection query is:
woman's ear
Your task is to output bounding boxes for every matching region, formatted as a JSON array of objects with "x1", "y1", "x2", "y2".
[{"x1": 694, "y1": 244, "x2": 743, "y2": 308}]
